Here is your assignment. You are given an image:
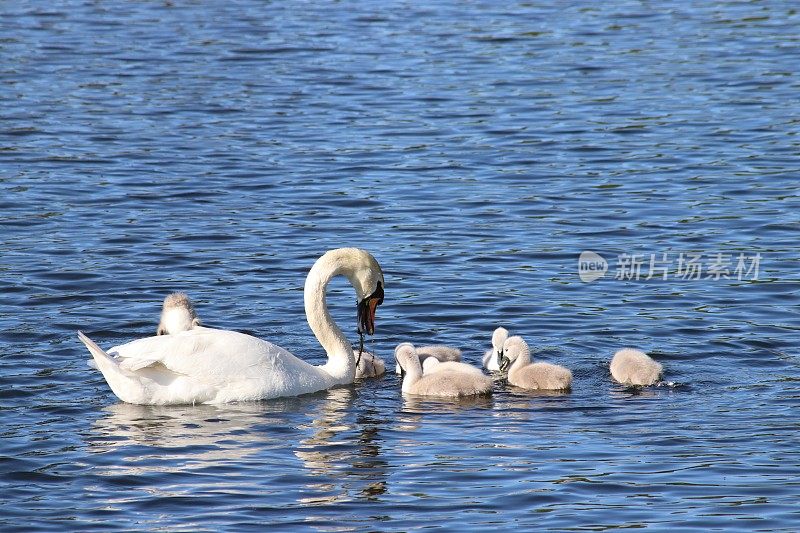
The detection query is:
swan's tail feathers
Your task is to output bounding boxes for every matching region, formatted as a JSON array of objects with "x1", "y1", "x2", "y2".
[
  {"x1": 78, "y1": 331, "x2": 140, "y2": 403},
  {"x1": 78, "y1": 332, "x2": 160, "y2": 373},
  {"x1": 78, "y1": 331, "x2": 115, "y2": 368}
]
